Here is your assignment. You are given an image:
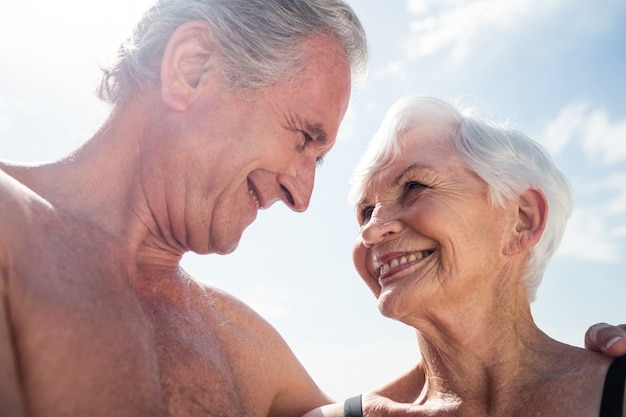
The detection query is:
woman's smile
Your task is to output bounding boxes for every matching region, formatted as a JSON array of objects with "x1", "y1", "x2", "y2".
[{"x1": 376, "y1": 249, "x2": 435, "y2": 282}]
